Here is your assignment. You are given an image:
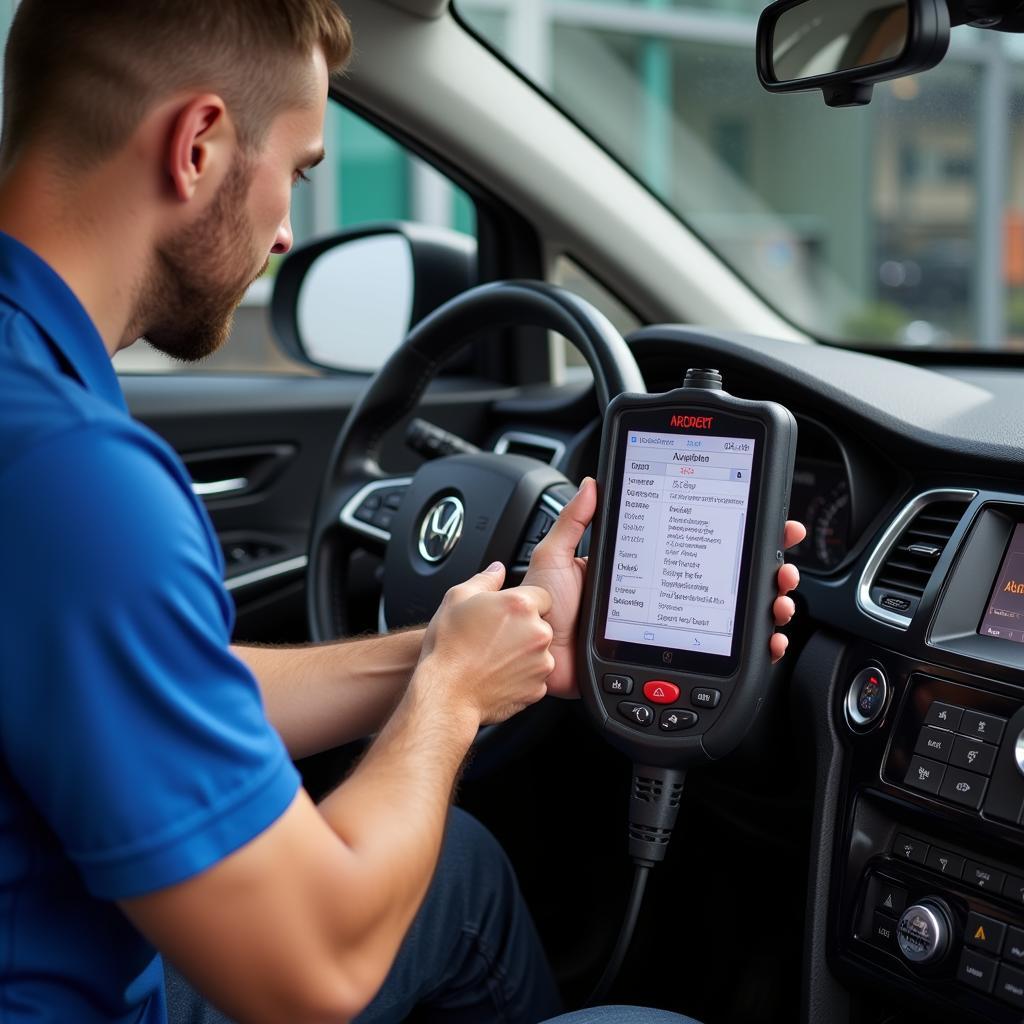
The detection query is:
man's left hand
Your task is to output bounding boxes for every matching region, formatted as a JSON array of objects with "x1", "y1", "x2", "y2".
[{"x1": 523, "y1": 477, "x2": 807, "y2": 698}]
